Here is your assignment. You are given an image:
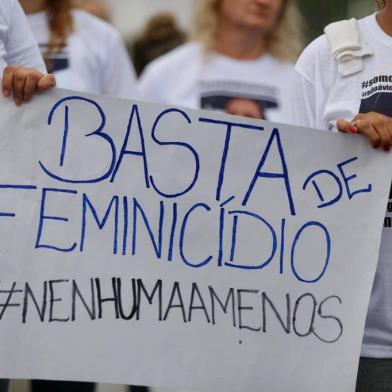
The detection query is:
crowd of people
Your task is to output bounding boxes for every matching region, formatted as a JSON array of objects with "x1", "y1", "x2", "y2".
[{"x1": 0, "y1": 0, "x2": 391, "y2": 391}]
